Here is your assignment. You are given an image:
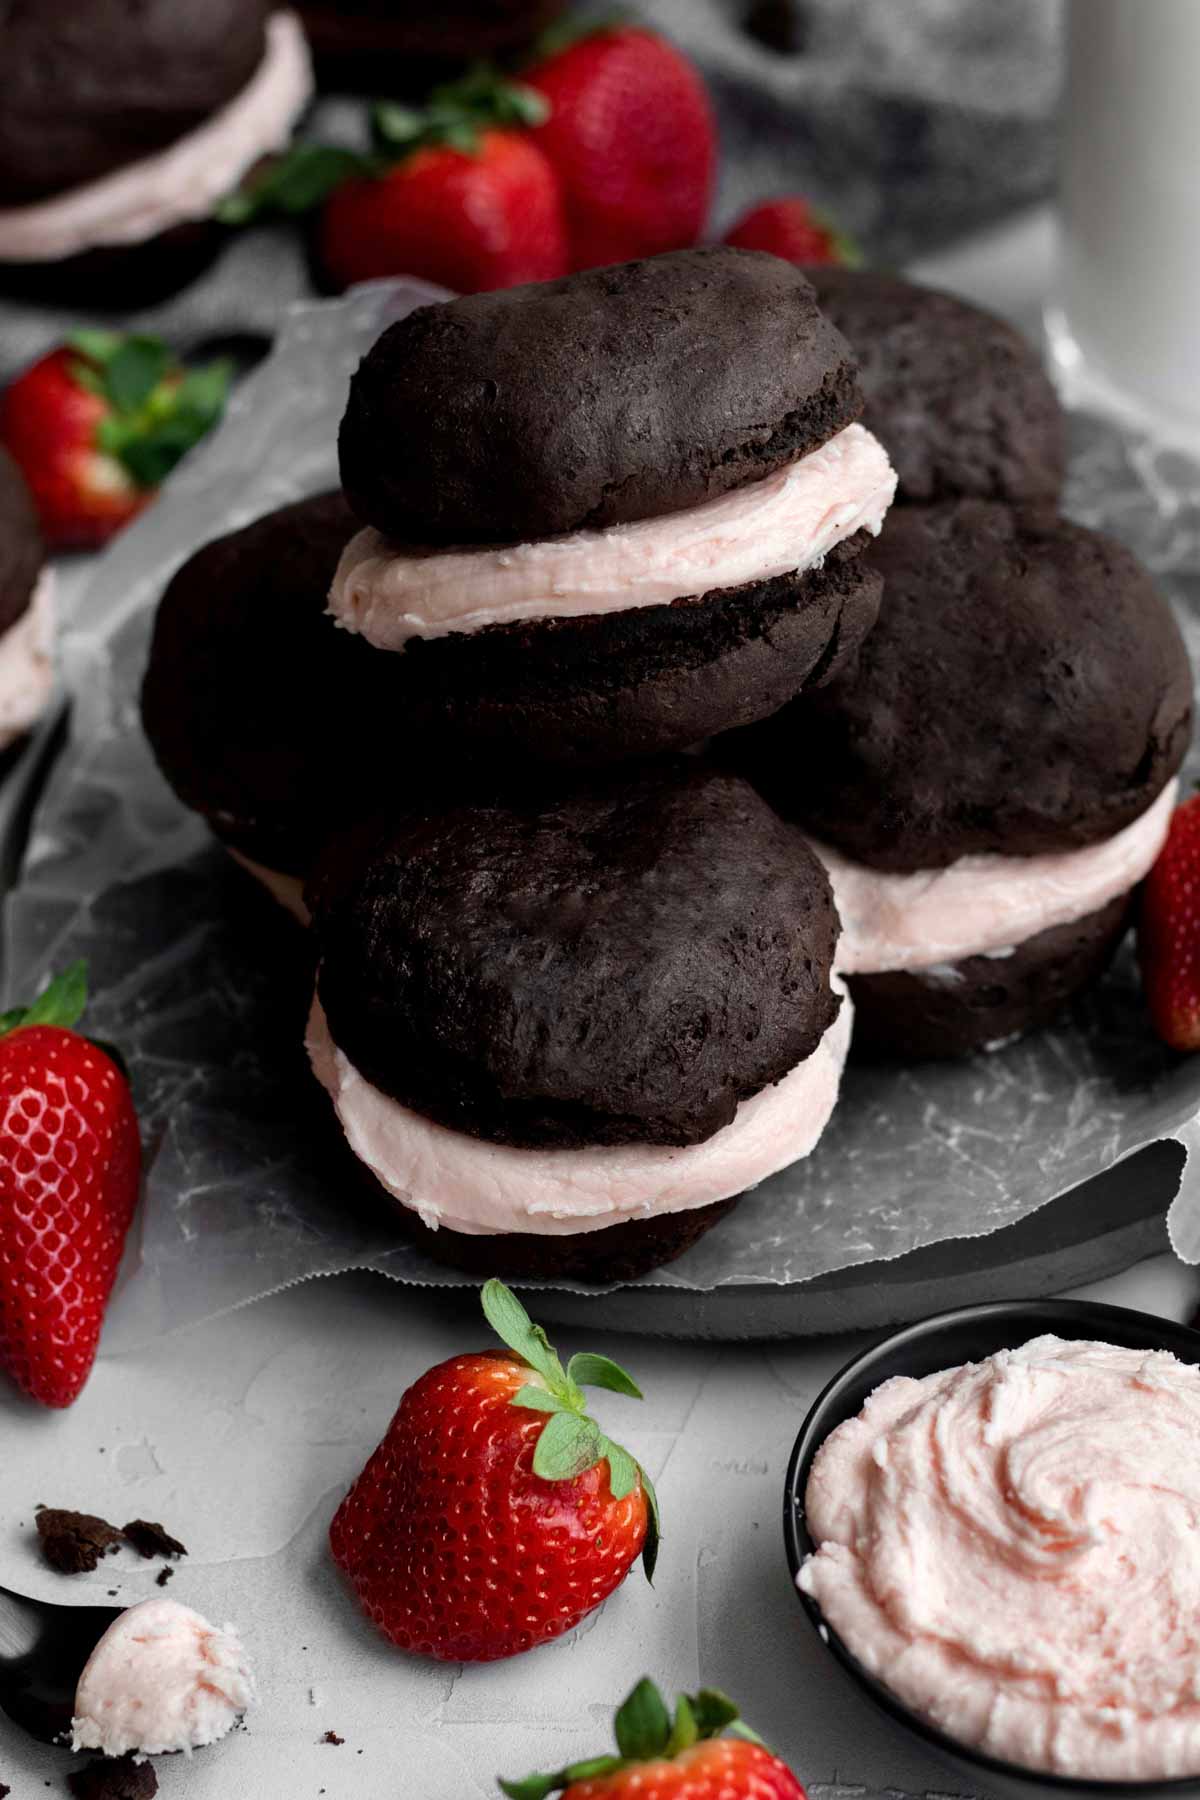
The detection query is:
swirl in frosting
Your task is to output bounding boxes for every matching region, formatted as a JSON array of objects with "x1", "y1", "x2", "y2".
[{"x1": 799, "y1": 1335, "x2": 1200, "y2": 1780}]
